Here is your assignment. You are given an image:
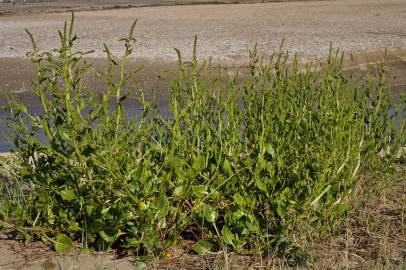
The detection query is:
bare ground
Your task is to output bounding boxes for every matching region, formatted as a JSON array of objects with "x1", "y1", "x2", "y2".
[
  {"x1": 0, "y1": 0, "x2": 405, "y2": 62},
  {"x1": 0, "y1": 0, "x2": 323, "y2": 17}
]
